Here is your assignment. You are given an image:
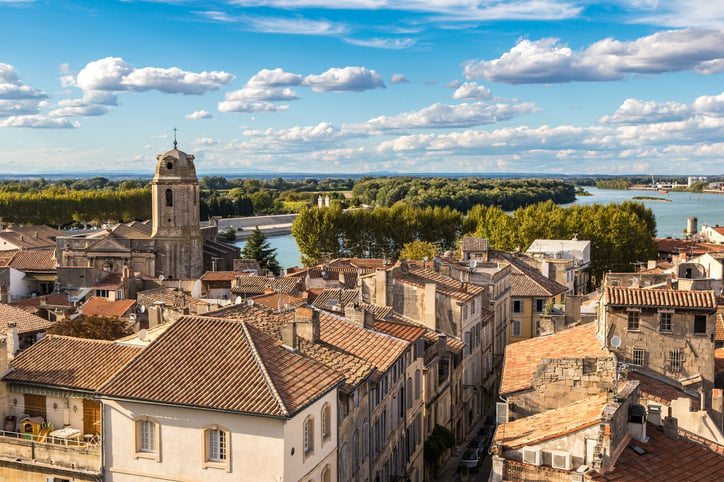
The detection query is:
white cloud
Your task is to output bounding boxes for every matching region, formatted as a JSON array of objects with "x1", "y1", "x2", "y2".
[
  {"x1": 630, "y1": 0, "x2": 724, "y2": 29},
  {"x1": 390, "y1": 74, "x2": 409, "y2": 84},
  {"x1": 218, "y1": 100, "x2": 290, "y2": 113},
  {"x1": 247, "y1": 68, "x2": 303, "y2": 87},
  {"x1": 692, "y1": 92, "x2": 724, "y2": 116},
  {"x1": 464, "y1": 29, "x2": 724, "y2": 84},
  {"x1": 186, "y1": 110, "x2": 213, "y2": 119},
  {"x1": 344, "y1": 37, "x2": 416, "y2": 49},
  {"x1": 0, "y1": 63, "x2": 48, "y2": 100},
  {"x1": 0, "y1": 115, "x2": 78, "y2": 129},
  {"x1": 303, "y1": 66, "x2": 385, "y2": 92},
  {"x1": 193, "y1": 137, "x2": 220, "y2": 145},
  {"x1": 74, "y1": 57, "x2": 234, "y2": 95},
  {"x1": 598, "y1": 98, "x2": 692, "y2": 125},
  {"x1": 47, "y1": 90, "x2": 118, "y2": 117},
  {"x1": 452, "y1": 82, "x2": 492, "y2": 100},
  {"x1": 0, "y1": 99, "x2": 42, "y2": 117},
  {"x1": 49, "y1": 104, "x2": 111, "y2": 117},
  {"x1": 225, "y1": 87, "x2": 299, "y2": 102},
  {"x1": 244, "y1": 15, "x2": 347, "y2": 35}
]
